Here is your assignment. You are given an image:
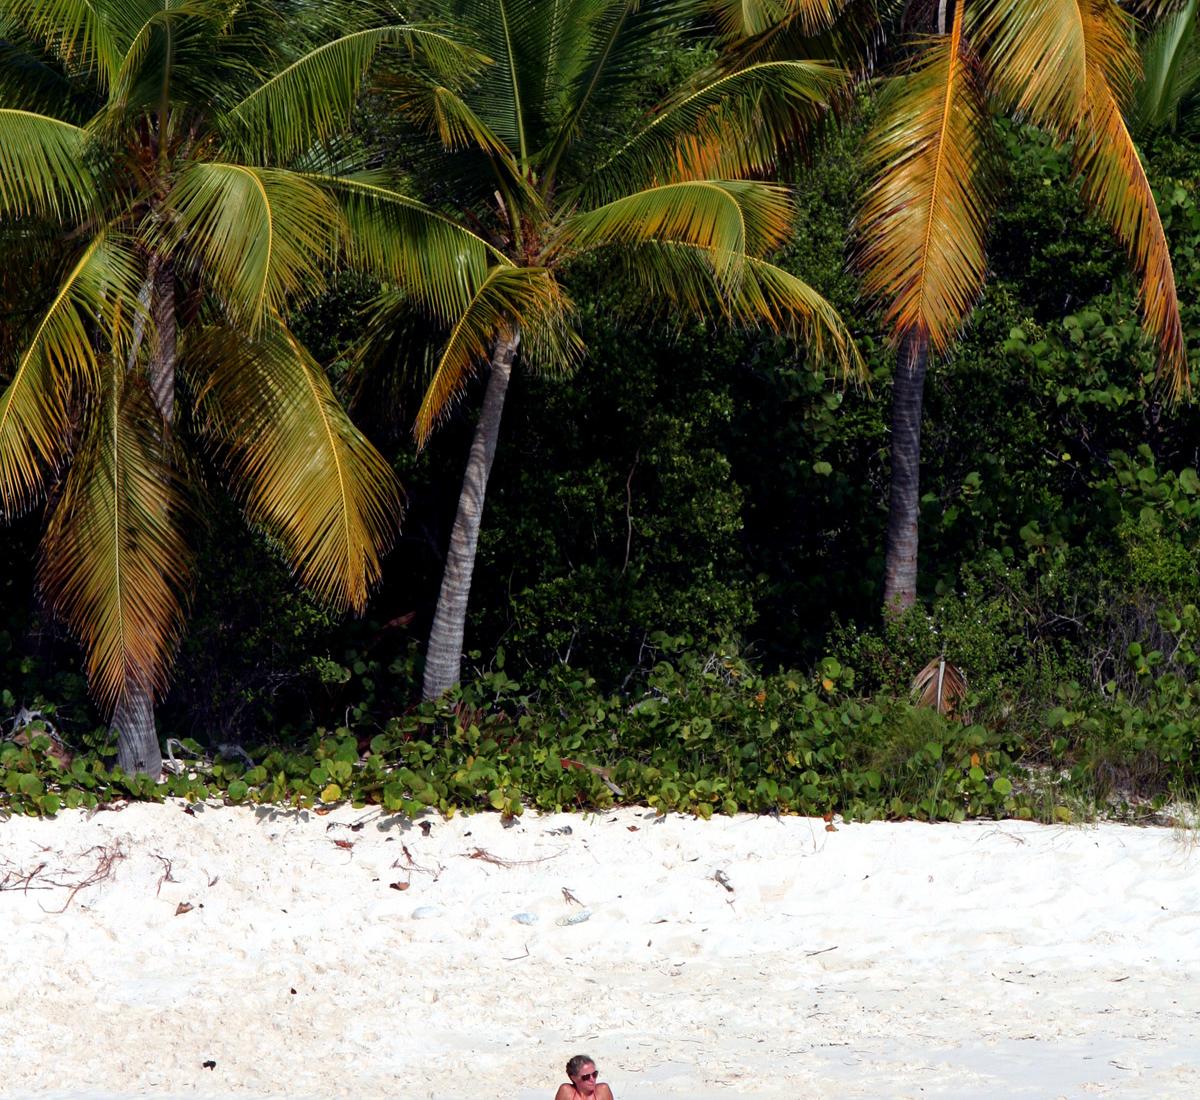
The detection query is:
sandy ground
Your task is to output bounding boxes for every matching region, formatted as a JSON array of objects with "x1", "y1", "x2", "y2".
[{"x1": 1, "y1": 802, "x2": 1199, "y2": 1099}]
